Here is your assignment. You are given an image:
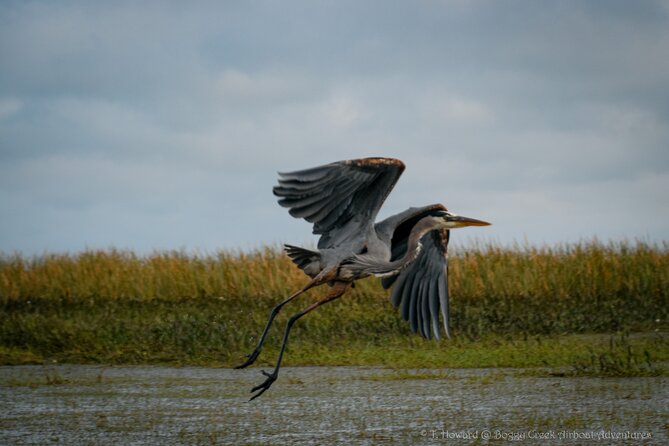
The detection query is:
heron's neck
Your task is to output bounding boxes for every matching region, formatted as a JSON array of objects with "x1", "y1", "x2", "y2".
[
  {"x1": 350, "y1": 216, "x2": 440, "y2": 277},
  {"x1": 398, "y1": 218, "x2": 438, "y2": 263},
  {"x1": 375, "y1": 217, "x2": 438, "y2": 275}
]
